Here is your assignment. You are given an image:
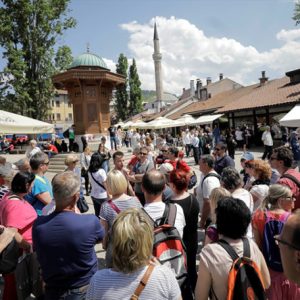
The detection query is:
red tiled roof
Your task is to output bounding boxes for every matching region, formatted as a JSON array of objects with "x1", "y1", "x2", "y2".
[{"x1": 218, "y1": 76, "x2": 300, "y2": 113}]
